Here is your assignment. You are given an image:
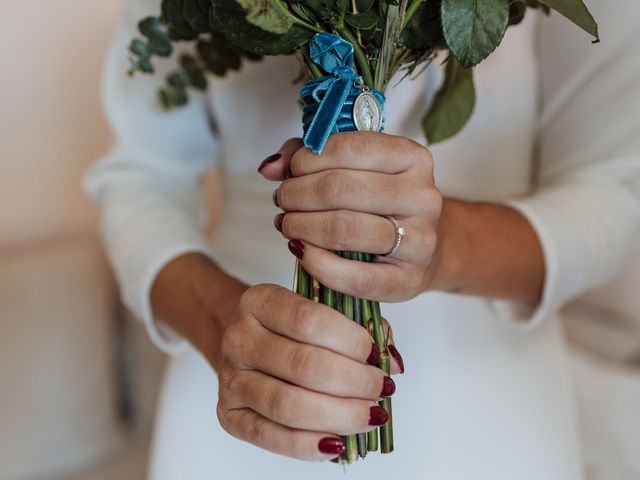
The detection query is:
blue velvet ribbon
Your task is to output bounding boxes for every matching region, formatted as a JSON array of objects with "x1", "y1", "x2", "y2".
[{"x1": 301, "y1": 33, "x2": 385, "y2": 154}]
